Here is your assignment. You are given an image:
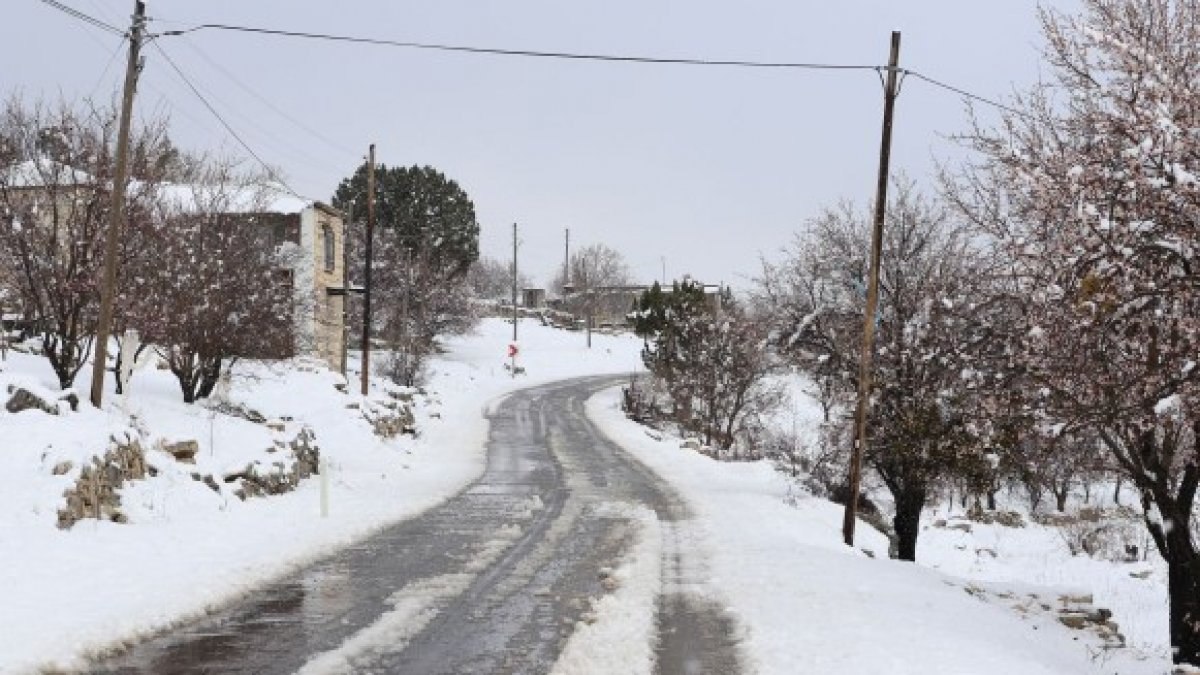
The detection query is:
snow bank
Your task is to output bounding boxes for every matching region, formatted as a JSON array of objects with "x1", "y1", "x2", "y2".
[
  {"x1": 552, "y1": 503, "x2": 662, "y2": 675},
  {"x1": 586, "y1": 387, "x2": 1118, "y2": 675}
]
